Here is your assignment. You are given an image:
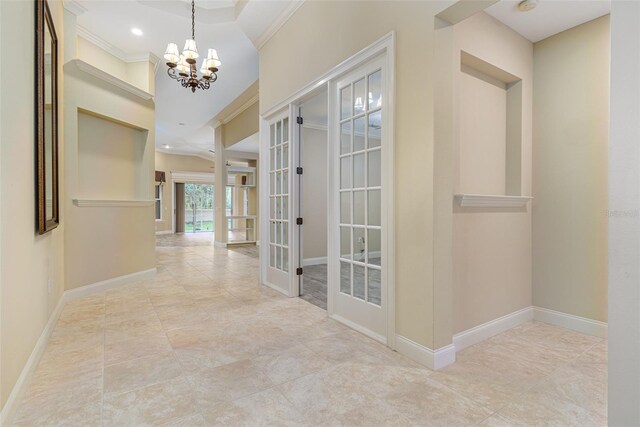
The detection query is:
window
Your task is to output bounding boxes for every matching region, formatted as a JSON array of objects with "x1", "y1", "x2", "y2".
[{"x1": 155, "y1": 183, "x2": 162, "y2": 220}]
